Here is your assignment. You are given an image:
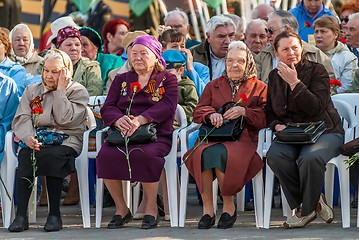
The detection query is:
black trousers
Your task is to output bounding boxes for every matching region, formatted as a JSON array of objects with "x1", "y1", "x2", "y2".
[{"x1": 267, "y1": 133, "x2": 343, "y2": 216}]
